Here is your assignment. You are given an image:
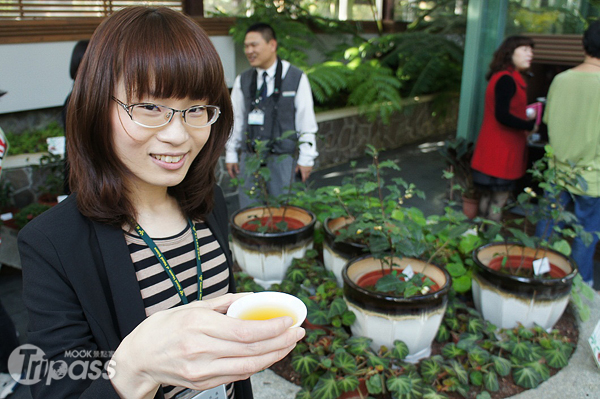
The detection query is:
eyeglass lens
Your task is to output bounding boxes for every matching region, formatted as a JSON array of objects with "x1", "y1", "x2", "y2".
[{"x1": 131, "y1": 104, "x2": 219, "y2": 128}]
